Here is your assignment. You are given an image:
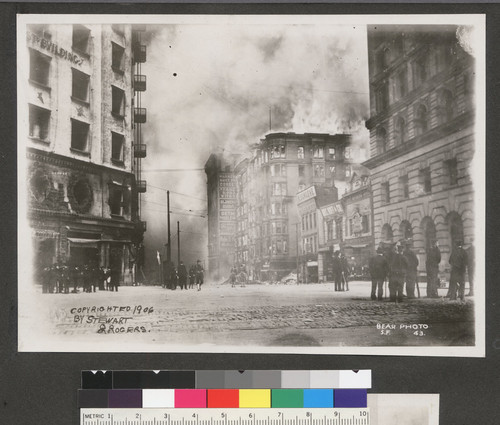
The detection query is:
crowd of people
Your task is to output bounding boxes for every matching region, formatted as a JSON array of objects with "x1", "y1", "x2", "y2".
[
  {"x1": 368, "y1": 239, "x2": 474, "y2": 302},
  {"x1": 41, "y1": 261, "x2": 120, "y2": 294},
  {"x1": 163, "y1": 260, "x2": 204, "y2": 291}
]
